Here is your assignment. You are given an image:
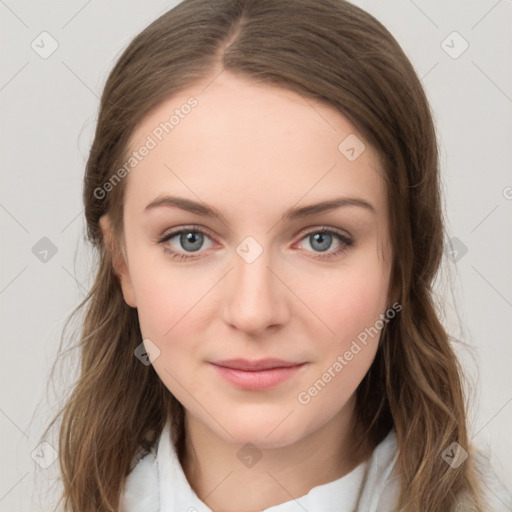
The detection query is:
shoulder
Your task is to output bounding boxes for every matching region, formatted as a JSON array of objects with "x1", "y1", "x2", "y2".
[
  {"x1": 356, "y1": 428, "x2": 401, "y2": 511},
  {"x1": 119, "y1": 445, "x2": 159, "y2": 512},
  {"x1": 361, "y1": 430, "x2": 512, "y2": 511}
]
